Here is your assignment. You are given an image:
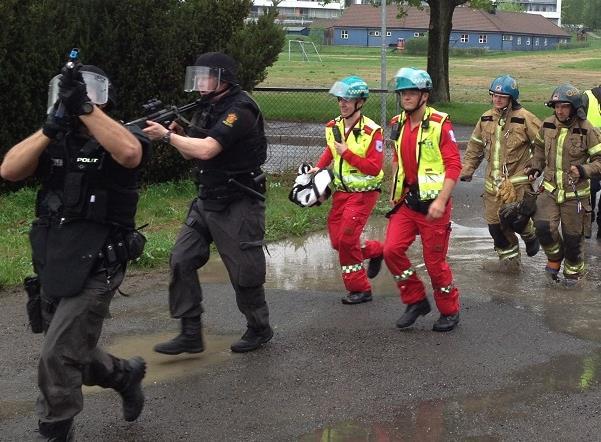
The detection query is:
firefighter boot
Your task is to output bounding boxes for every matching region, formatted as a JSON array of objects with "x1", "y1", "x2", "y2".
[
  {"x1": 524, "y1": 237, "x2": 540, "y2": 257},
  {"x1": 482, "y1": 256, "x2": 521, "y2": 273},
  {"x1": 154, "y1": 317, "x2": 204, "y2": 355},
  {"x1": 544, "y1": 261, "x2": 561, "y2": 284},
  {"x1": 396, "y1": 298, "x2": 431, "y2": 329},
  {"x1": 367, "y1": 255, "x2": 384, "y2": 279},
  {"x1": 117, "y1": 356, "x2": 146, "y2": 422},
  {"x1": 432, "y1": 313, "x2": 460, "y2": 332},
  {"x1": 37, "y1": 419, "x2": 74, "y2": 442}
]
